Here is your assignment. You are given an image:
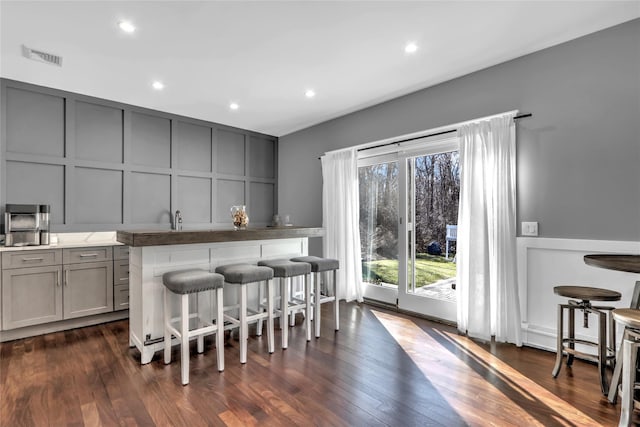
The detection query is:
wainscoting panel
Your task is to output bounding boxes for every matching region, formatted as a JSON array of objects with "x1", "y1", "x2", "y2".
[{"x1": 517, "y1": 237, "x2": 640, "y2": 351}]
